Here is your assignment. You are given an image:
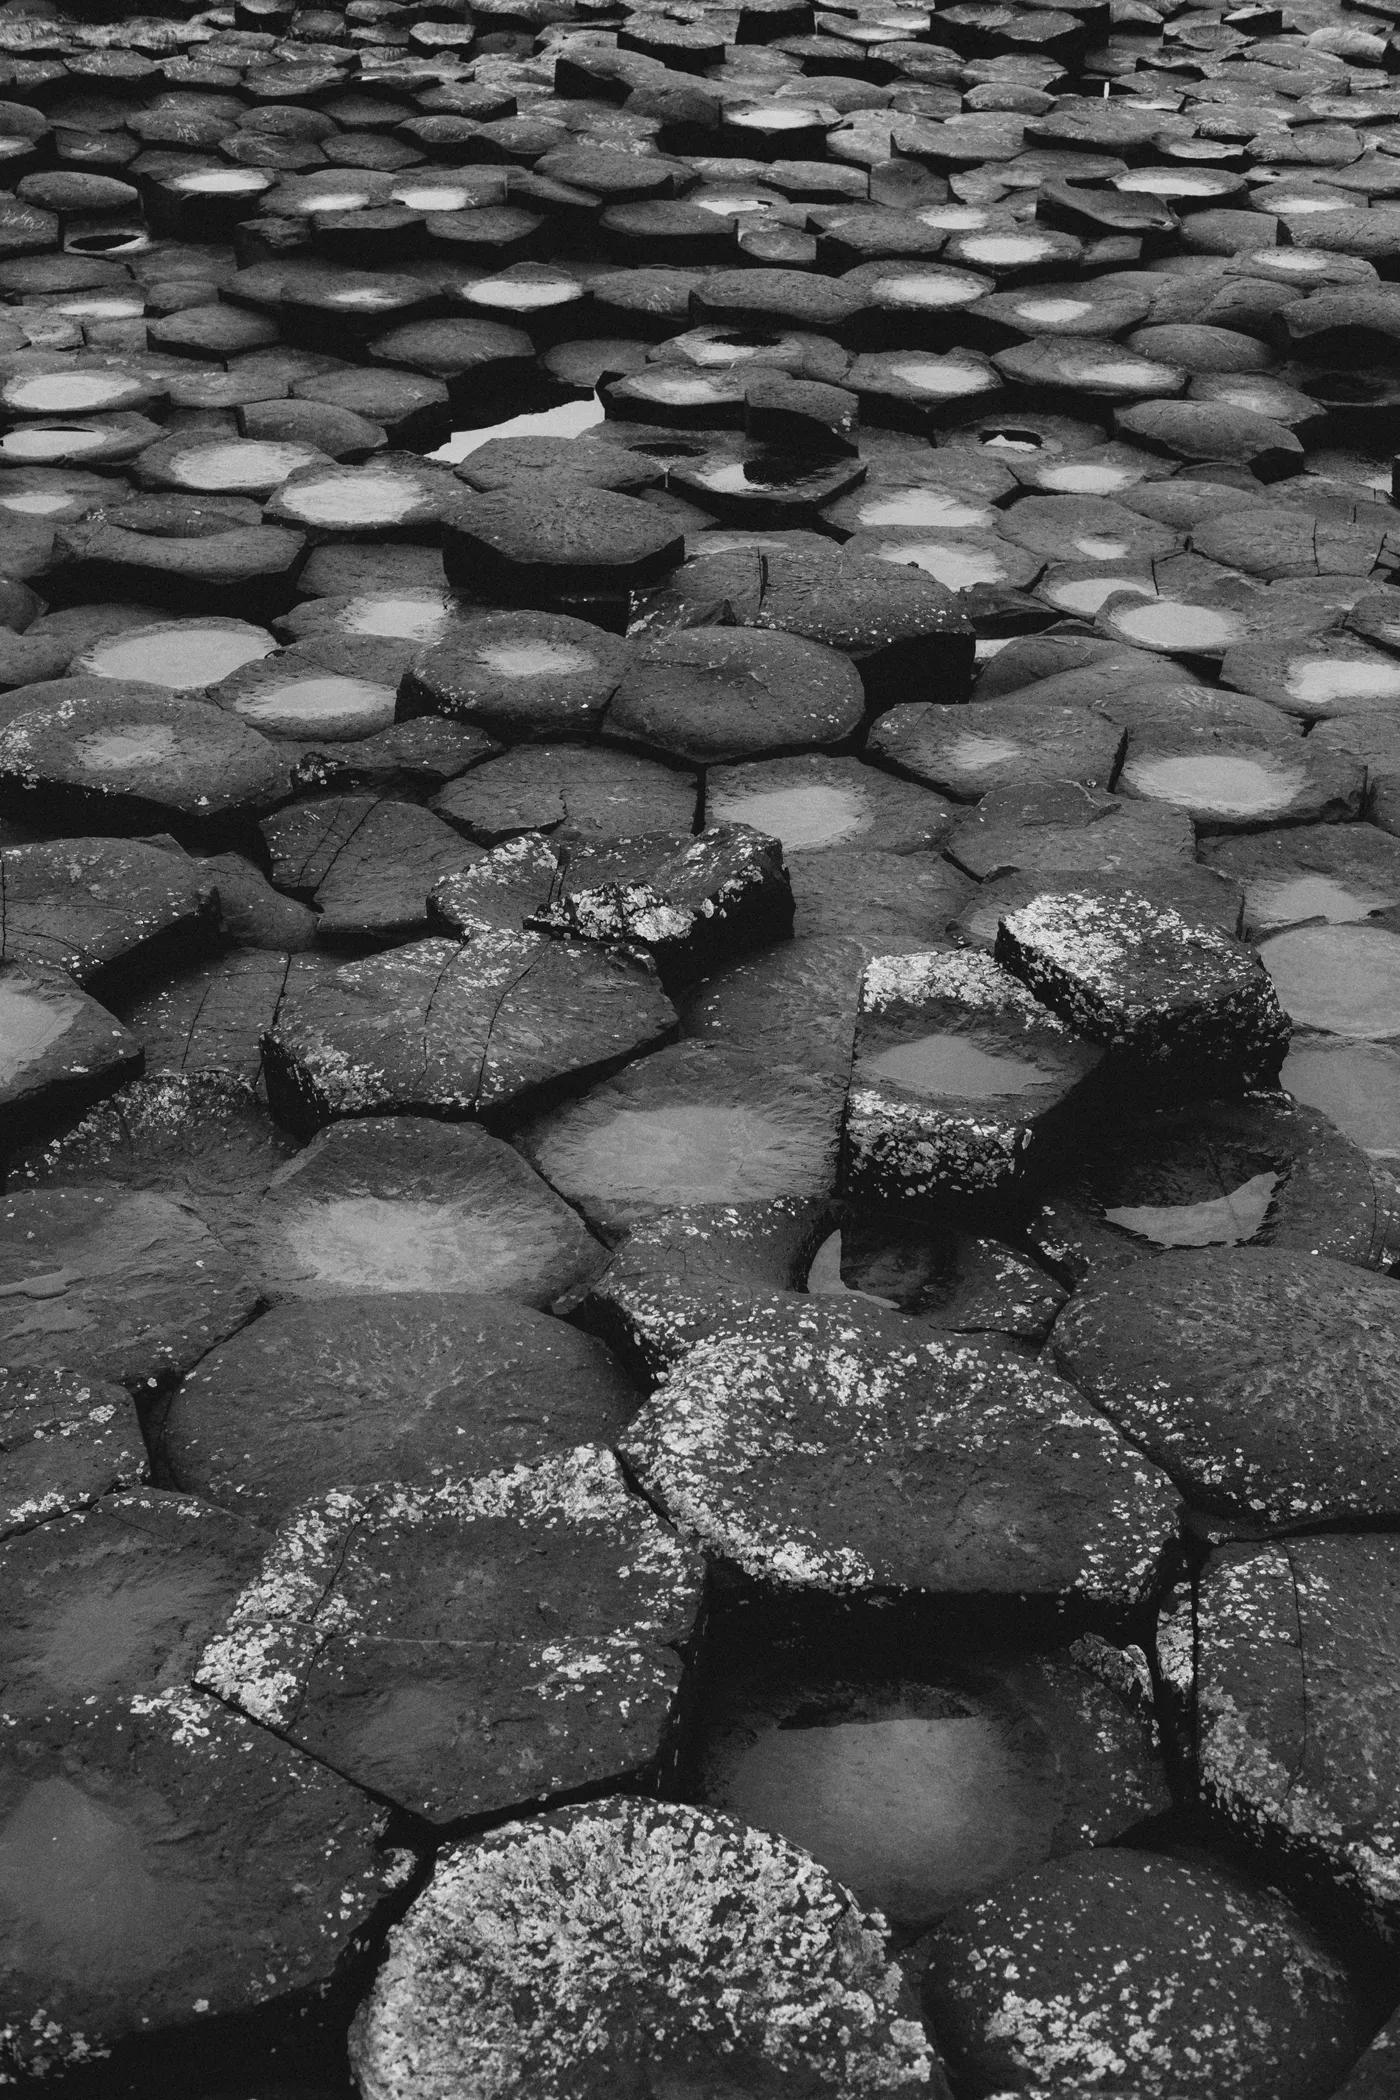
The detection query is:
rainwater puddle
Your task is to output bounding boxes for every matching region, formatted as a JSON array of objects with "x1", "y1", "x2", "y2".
[
  {"x1": 865, "y1": 1032, "x2": 1047, "y2": 1096},
  {"x1": 430, "y1": 393, "x2": 604, "y2": 464},
  {"x1": 706, "y1": 782, "x2": 867, "y2": 850},
  {"x1": 1262, "y1": 923, "x2": 1400, "y2": 1038}
]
